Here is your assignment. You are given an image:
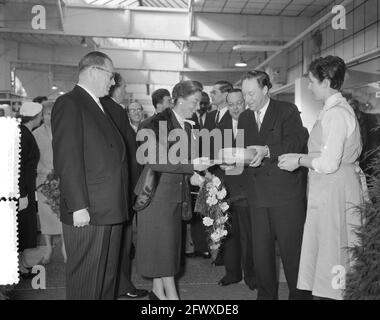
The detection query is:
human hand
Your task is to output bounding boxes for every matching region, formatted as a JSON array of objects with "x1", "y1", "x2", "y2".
[
  {"x1": 278, "y1": 153, "x2": 300, "y2": 172},
  {"x1": 193, "y1": 157, "x2": 212, "y2": 172},
  {"x1": 190, "y1": 172, "x2": 205, "y2": 186},
  {"x1": 18, "y1": 196, "x2": 28, "y2": 211},
  {"x1": 73, "y1": 208, "x2": 90, "y2": 227},
  {"x1": 247, "y1": 145, "x2": 268, "y2": 167}
]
